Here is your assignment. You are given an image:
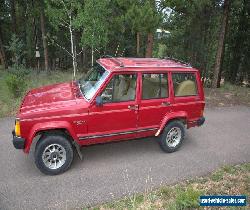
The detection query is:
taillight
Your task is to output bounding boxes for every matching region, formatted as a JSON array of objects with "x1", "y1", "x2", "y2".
[{"x1": 201, "y1": 109, "x2": 204, "y2": 117}]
